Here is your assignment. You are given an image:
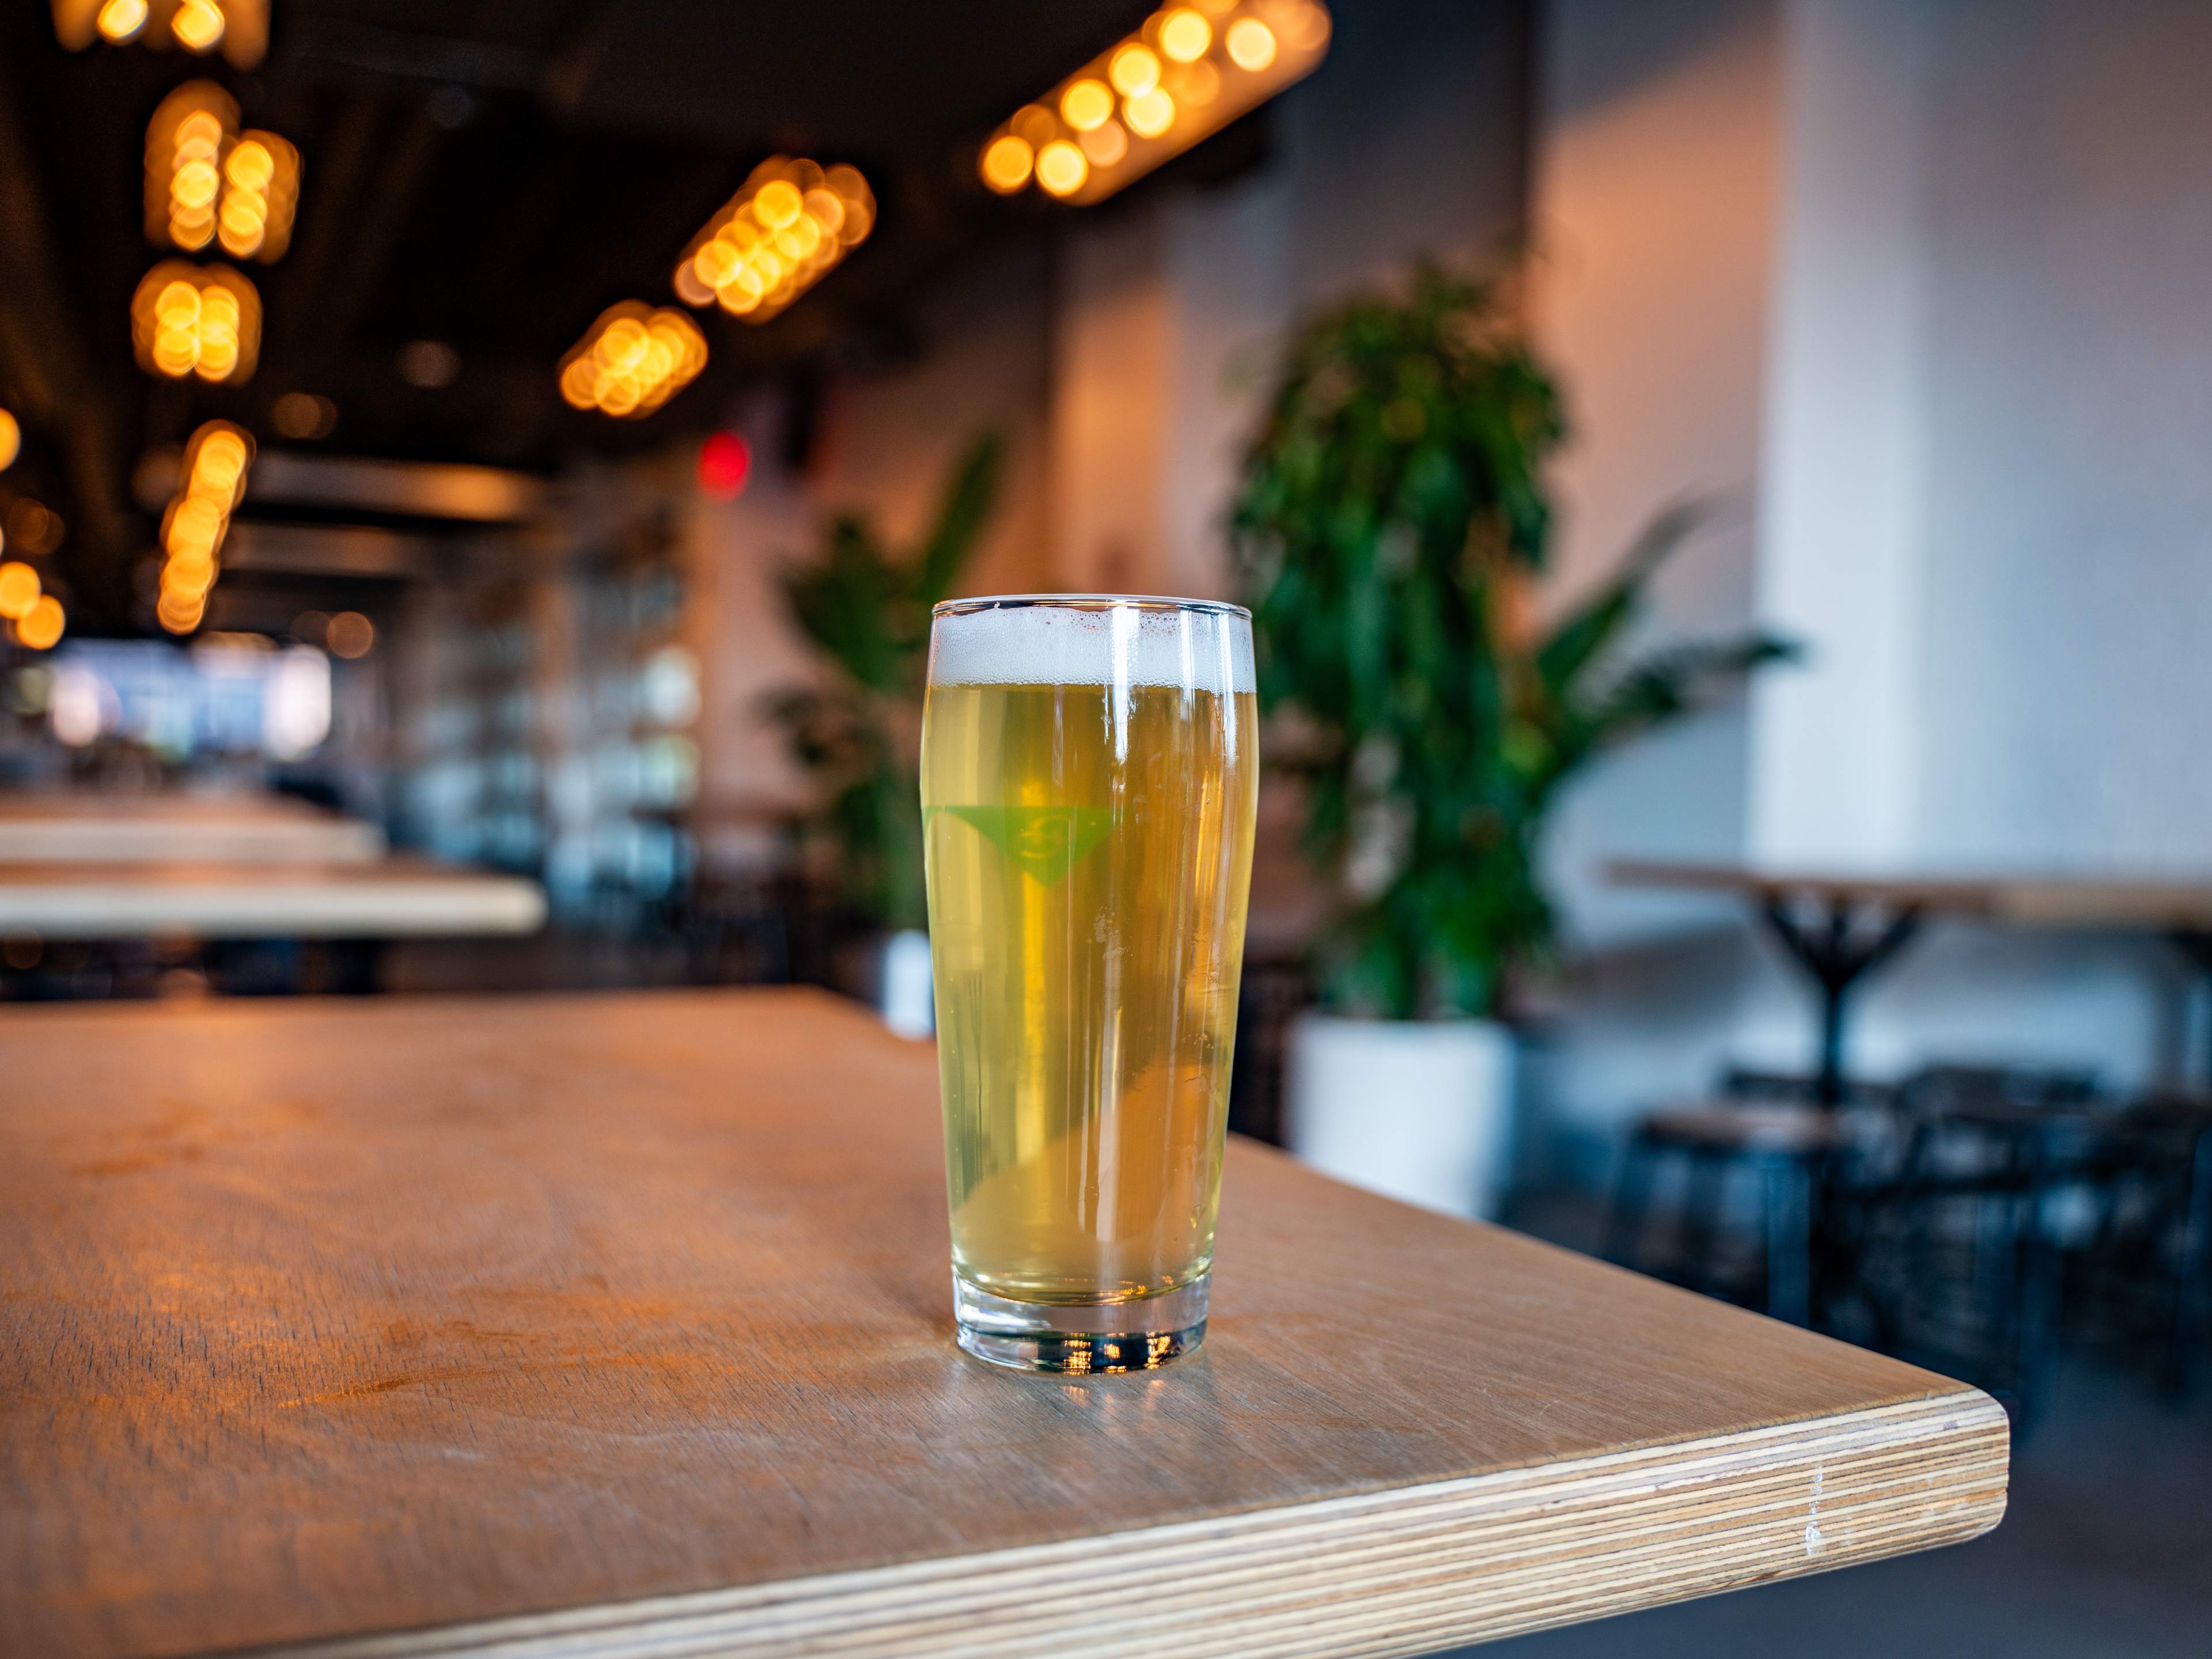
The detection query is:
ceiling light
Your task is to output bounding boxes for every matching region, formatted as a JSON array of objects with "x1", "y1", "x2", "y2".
[
  {"x1": 1225, "y1": 16, "x2": 1278, "y2": 70},
  {"x1": 1059, "y1": 79, "x2": 1113, "y2": 132},
  {"x1": 1109, "y1": 44, "x2": 1162, "y2": 97},
  {"x1": 1123, "y1": 88, "x2": 1176, "y2": 139},
  {"x1": 669, "y1": 158, "x2": 874, "y2": 325},
  {"x1": 95, "y1": 0, "x2": 147, "y2": 42},
  {"x1": 15, "y1": 595, "x2": 64, "y2": 652},
  {"x1": 55, "y1": 0, "x2": 266, "y2": 65},
  {"x1": 131, "y1": 262, "x2": 261, "y2": 384},
  {"x1": 981, "y1": 134, "x2": 1035, "y2": 194},
  {"x1": 1035, "y1": 140, "x2": 1089, "y2": 198},
  {"x1": 0, "y1": 563, "x2": 39, "y2": 621},
  {"x1": 154, "y1": 421, "x2": 253, "y2": 634},
  {"x1": 980, "y1": 2, "x2": 1328, "y2": 206},
  {"x1": 145, "y1": 84, "x2": 298, "y2": 263},
  {"x1": 1157, "y1": 9, "x2": 1211, "y2": 62},
  {"x1": 559, "y1": 304, "x2": 706, "y2": 418}
]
